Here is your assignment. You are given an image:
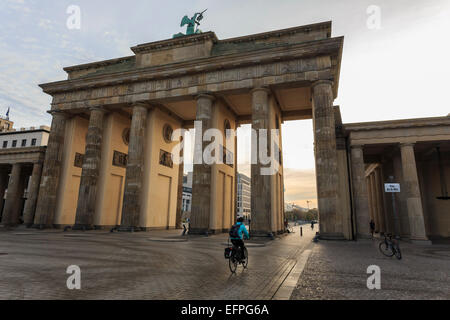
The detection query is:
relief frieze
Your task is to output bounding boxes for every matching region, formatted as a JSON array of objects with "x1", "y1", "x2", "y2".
[{"x1": 51, "y1": 58, "x2": 331, "y2": 107}]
